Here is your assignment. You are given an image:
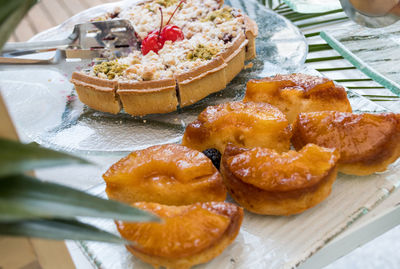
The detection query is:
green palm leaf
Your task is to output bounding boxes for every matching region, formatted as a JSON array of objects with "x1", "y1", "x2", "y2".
[
  {"x1": 0, "y1": 138, "x2": 90, "y2": 177},
  {"x1": 0, "y1": 174, "x2": 159, "y2": 223},
  {"x1": 0, "y1": 0, "x2": 38, "y2": 50},
  {"x1": 0, "y1": 219, "x2": 129, "y2": 244}
]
